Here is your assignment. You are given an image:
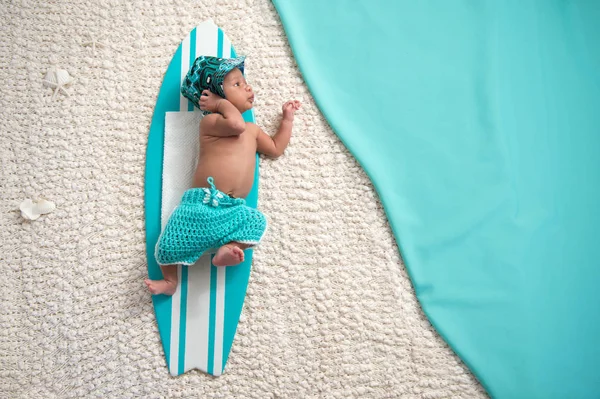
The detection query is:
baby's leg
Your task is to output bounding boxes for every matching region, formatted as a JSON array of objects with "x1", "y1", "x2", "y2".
[
  {"x1": 212, "y1": 242, "x2": 250, "y2": 267},
  {"x1": 145, "y1": 265, "x2": 178, "y2": 296}
]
